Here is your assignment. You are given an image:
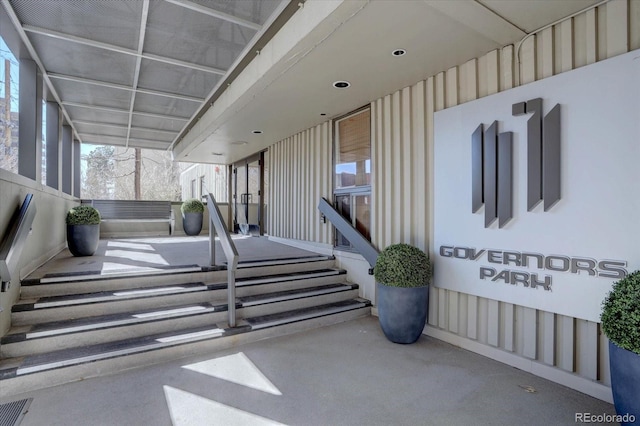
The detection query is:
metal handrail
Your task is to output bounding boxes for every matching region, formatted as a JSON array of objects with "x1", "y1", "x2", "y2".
[
  {"x1": 318, "y1": 197, "x2": 379, "y2": 270},
  {"x1": 0, "y1": 194, "x2": 37, "y2": 293},
  {"x1": 206, "y1": 193, "x2": 239, "y2": 327}
]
